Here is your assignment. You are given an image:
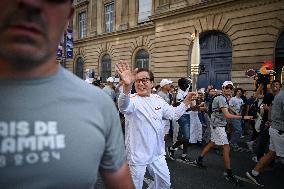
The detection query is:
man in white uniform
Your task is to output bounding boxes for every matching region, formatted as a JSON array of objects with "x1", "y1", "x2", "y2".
[{"x1": 116, "y1": 61, "x2": 196, "y2": 189}]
